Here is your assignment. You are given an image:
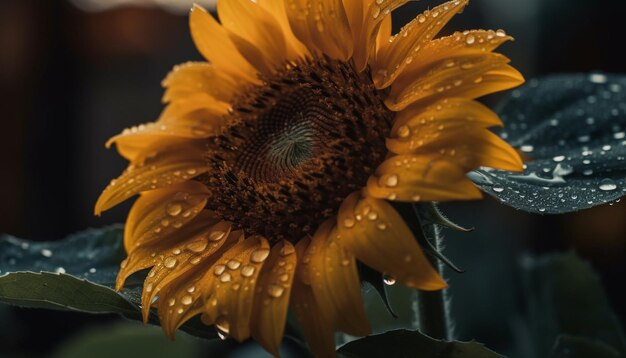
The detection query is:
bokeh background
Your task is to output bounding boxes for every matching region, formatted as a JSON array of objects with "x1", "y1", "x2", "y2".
[{"x1": 1, "y1": 0, "x2": 624, "y2": 357}]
